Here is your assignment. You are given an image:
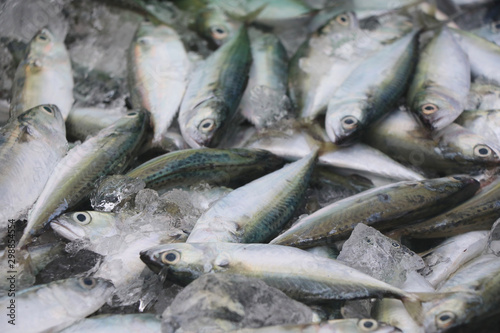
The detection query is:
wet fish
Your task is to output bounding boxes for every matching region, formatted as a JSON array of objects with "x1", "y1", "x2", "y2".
[
  {"x1": 128, "y1": 21, "x2": 190, "y2": 145},
  {"x1": 455, "y1": 109, "x2": 500, "y2": 145},
  {"x1": 407, "y1": 28, "x2": 470, "y2": 130},
  {"x1": 0, "y1": 105, "x2": 67, "y2": 231},
  {"x1": 471, "y1": 21, "x2": 500, "y2": 46},
  {"x1": 140, "y1": 242, "x2": 424, "y2": 320},
  {"x1": 270, "y1": 176, "x2": 479, "y2": 248},
  {"x1": 0, "y1": 277, "x2": 114, "y2": 333},
  {"x1": 59, "y1": 314, "x2": 161, "y2": 333},
  {"x1": 179, "y1": 25, "x2": 251, "y2": 148},
  {"x1": 186, "y1": 150, "x2": 316, "y2": 243},
  {"x1": 19, "y1": 110, "x2": 148, "y2": 247},
  {"x1": 192, "y1": 5, "x2": 241, "y2": 46},
  {"x1": 9, "y1": 29, "x2": 74, "y2": 120},
  {"x1": 325, "y1": 31, "x2": 419, "y2": 145},
  {"x1": 466, "y1": 82, "x2": 500, "y2": 110}
]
